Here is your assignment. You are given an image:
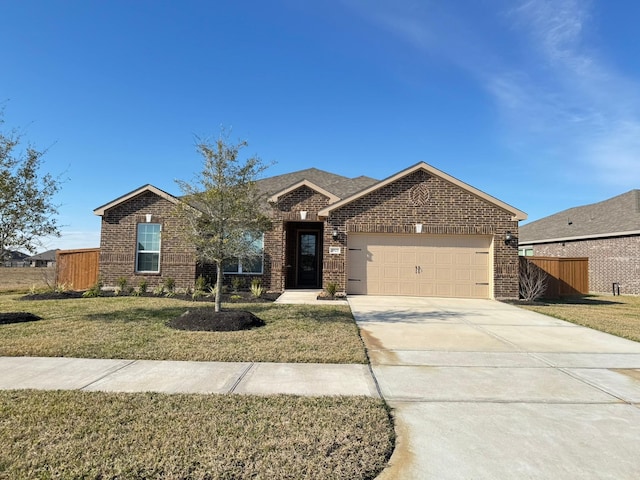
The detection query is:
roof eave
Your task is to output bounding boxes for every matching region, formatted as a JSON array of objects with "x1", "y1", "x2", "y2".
[
  {"x1": 93, "y1": 185, "x2": 180, "y2": 216},
  {"x1": 520, "y1": 229, "x2": 640, "y2": 245}
]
